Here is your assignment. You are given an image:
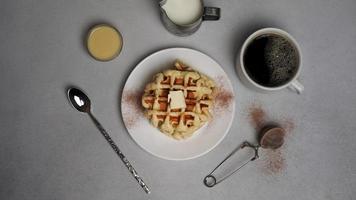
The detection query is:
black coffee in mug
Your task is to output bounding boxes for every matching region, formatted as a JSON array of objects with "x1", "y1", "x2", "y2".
[{"x1": 243, "y1": 34, "x2": 299, "y2": 87}]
